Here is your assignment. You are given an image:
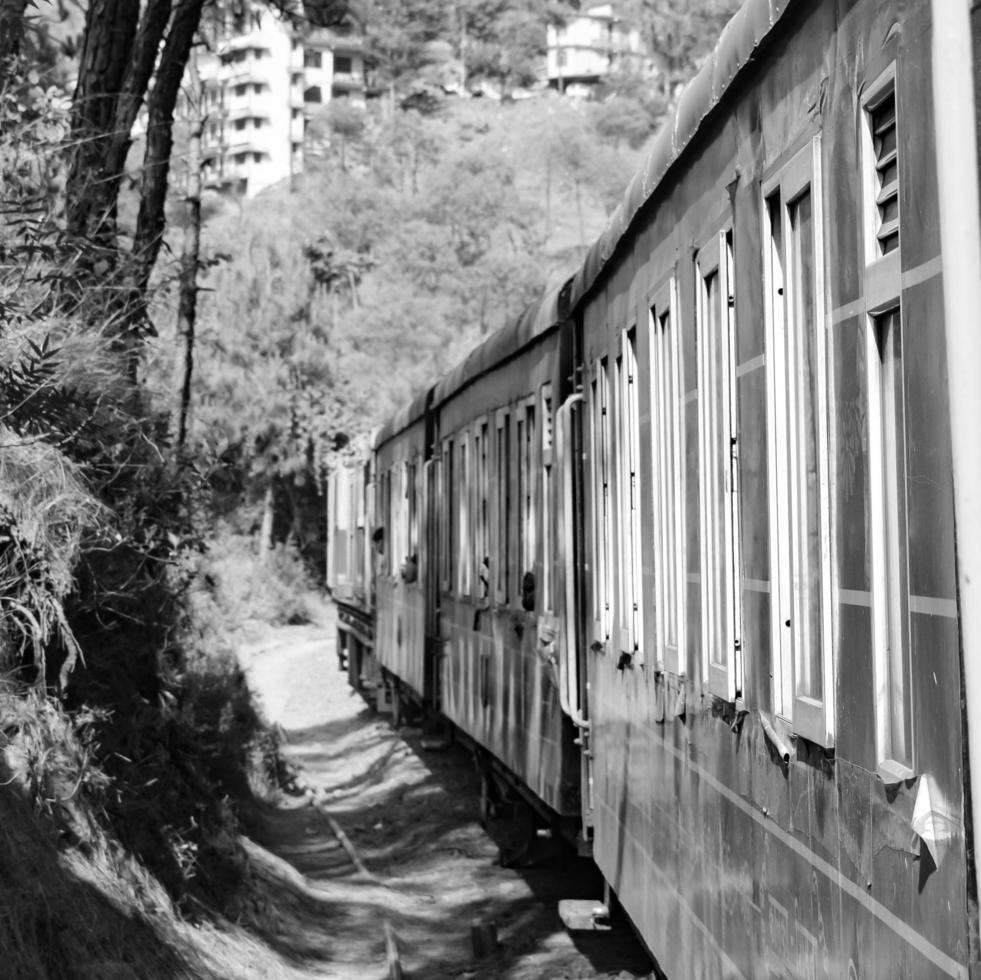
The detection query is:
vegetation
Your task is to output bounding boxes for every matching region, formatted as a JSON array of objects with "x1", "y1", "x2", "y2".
[
  {"x1": 174, "y1": 95, "x2": 645, "y2": 566},
  {"x1": 0, "y1": 0, "x2": 739, "y2": 975}
]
